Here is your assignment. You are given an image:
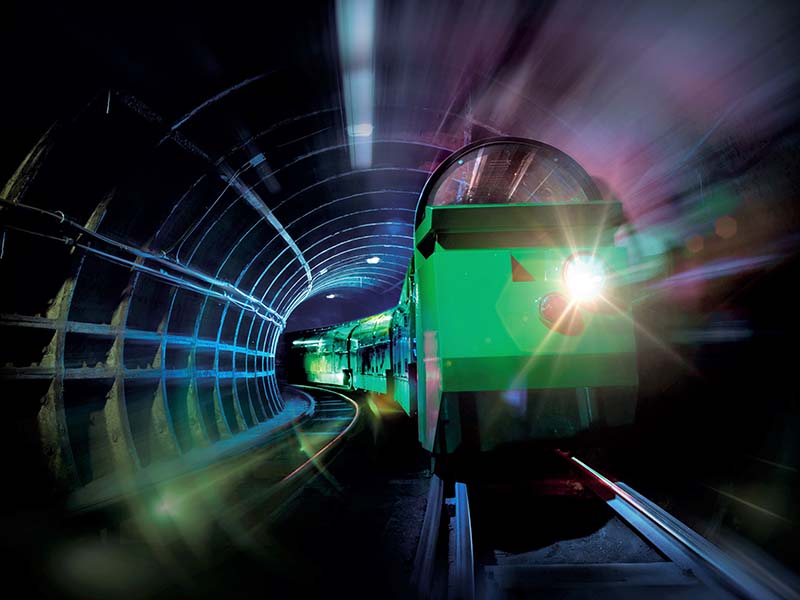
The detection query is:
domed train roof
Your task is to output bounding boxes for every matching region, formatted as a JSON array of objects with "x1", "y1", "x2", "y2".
[{"x1": 415, "y1": 138, "x2": 601, "y2": 227}]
